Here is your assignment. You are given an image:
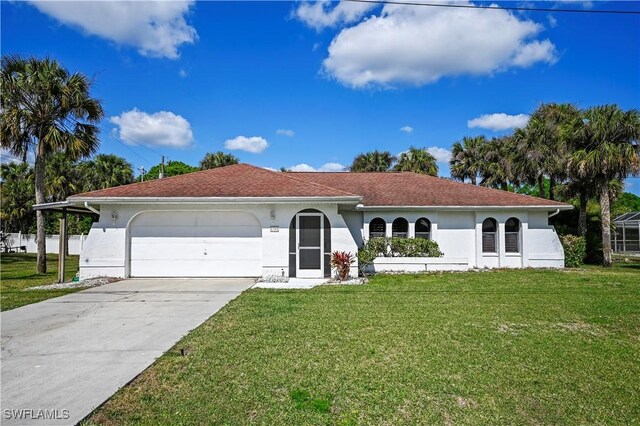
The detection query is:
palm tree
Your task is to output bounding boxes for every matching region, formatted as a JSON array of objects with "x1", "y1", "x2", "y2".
[
  {"x1": 512, "y1": 118, "x2": 553, "y2": 198},
  {"x1": 1, "y1": 56, "x2": 103, "y2": 273},
  {"x1": 350, "y1": 150, "x2": 395, "y2": 172},
  {"x1": 393, "y1": 147, "x2": 438, "y2": 176},
  {"x1": 479, "y1": 136, "x2": 517, "y2": 191},
  {"x1": 80, "y1": 154, "x2": 134, "y2": 191},
  {"x1": 0, "y1": 162, "x2": 35, "y2": 233},
  {"x1": 200, "y1": 151, "x2": 239, "y2": 170},
  {"x1": 450, "y1": 136, "x2": 486, "y2": 185},
  {"x1": 568, "y1": 105, "x2": 640, "y2": 267},
  {"x1": 45, "y1": 152, "x2": 80, "y2": 201}
]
